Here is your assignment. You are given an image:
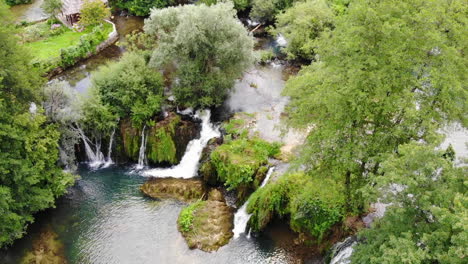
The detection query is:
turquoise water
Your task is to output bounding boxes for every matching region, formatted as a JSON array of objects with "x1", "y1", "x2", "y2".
[{"x1": 1, "y1": 166, "x2": 299, "y2": 263}]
